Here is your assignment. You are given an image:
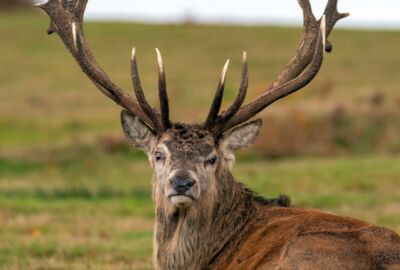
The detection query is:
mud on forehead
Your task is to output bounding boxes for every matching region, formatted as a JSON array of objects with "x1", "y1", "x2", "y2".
[{"x1": 160, "y1": 123, "x2": 216, "y2": 158}]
